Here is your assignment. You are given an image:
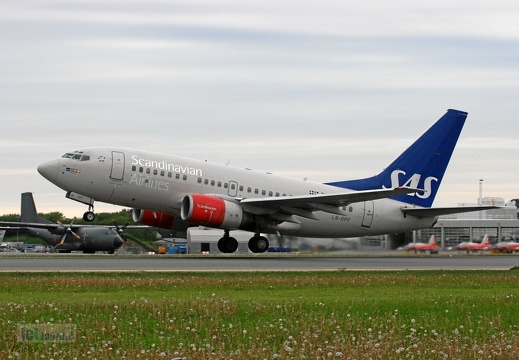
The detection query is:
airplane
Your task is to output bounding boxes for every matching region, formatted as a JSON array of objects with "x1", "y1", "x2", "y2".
[
  {"x1": 0, "y1": 192, "x2": 140, "y2": 253},
  {"x1": 397, "y1": 235, "x2": 438, "y2": 254},
  {"x1": 490, "y1": 241, "x2": 519, "y2": 254},
  {"x1": 37, "y1": 109, "x2": 498, "y2": 254},
  {"x1": 450, "y1": 234, "x2": 491, "y2": 253}
]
